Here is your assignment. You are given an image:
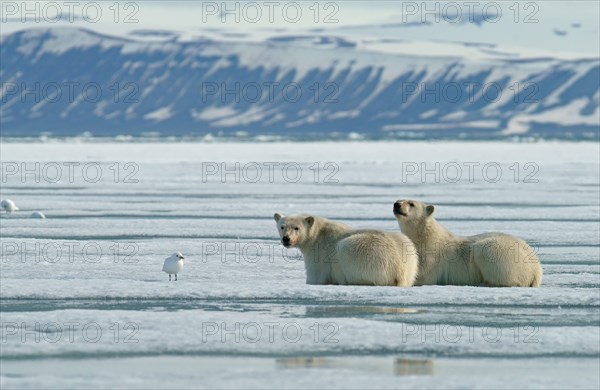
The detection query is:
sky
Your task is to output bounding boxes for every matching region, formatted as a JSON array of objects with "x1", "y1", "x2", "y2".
[{"x1": 1, "y1": 1, "x2": 599, "y2": 56}]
